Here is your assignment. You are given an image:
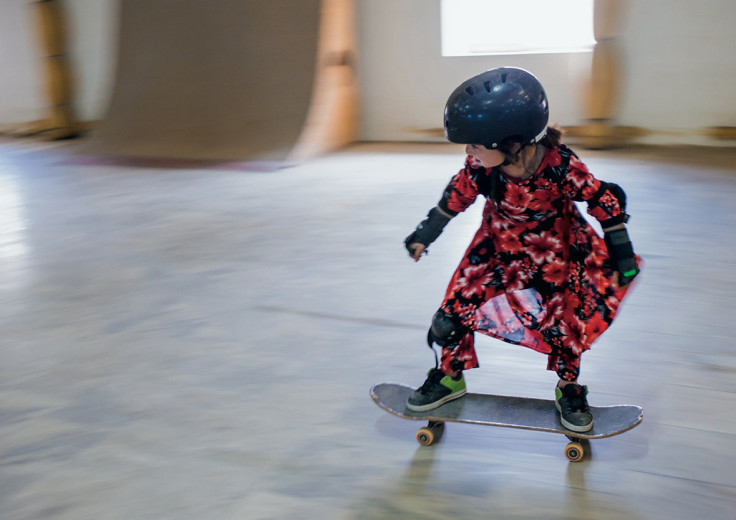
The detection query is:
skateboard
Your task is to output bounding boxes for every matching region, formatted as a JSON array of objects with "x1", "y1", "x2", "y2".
[{"x1": 370, "y1": 383, "x2": 643, "y2": 462}]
